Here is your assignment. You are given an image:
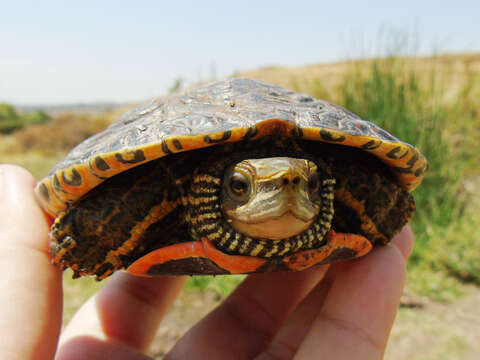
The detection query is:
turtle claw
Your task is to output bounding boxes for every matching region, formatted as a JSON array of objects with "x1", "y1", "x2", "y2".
[
  {"x1": 51, "y1": 235, "x2": 77, "y2": 265},
  {"x1": 72, "y1": 269, "x2": 82, "y2": 279}
]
